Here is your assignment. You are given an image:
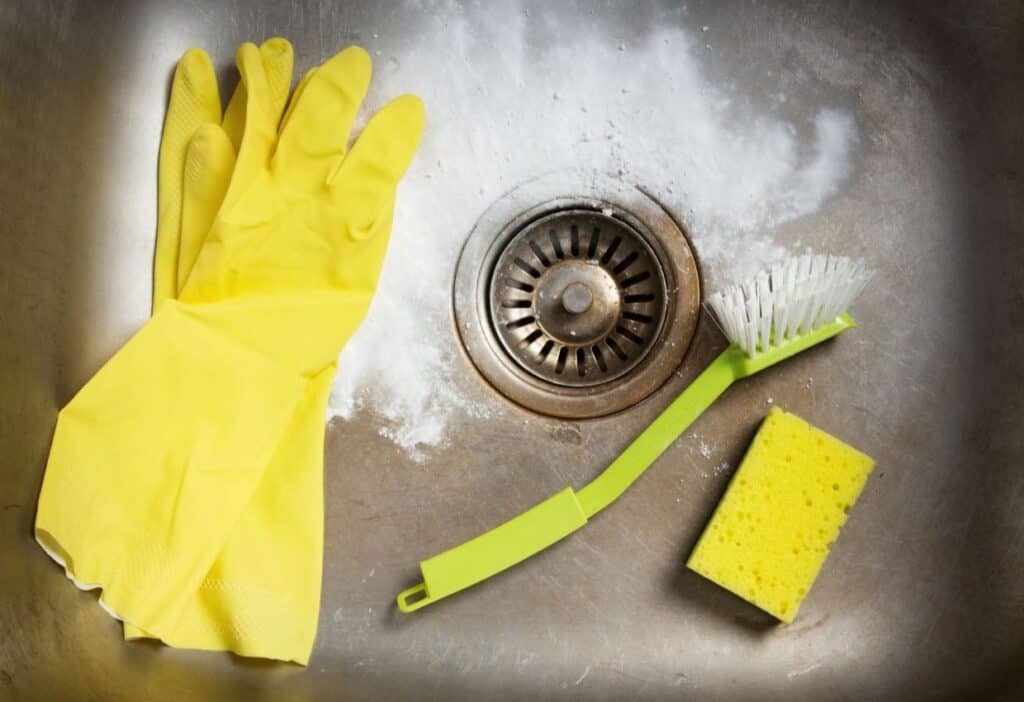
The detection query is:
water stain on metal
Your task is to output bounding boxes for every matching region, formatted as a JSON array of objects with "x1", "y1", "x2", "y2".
[{"x1": 546, "y1": 423, "x2": 583, "y2": 445}]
